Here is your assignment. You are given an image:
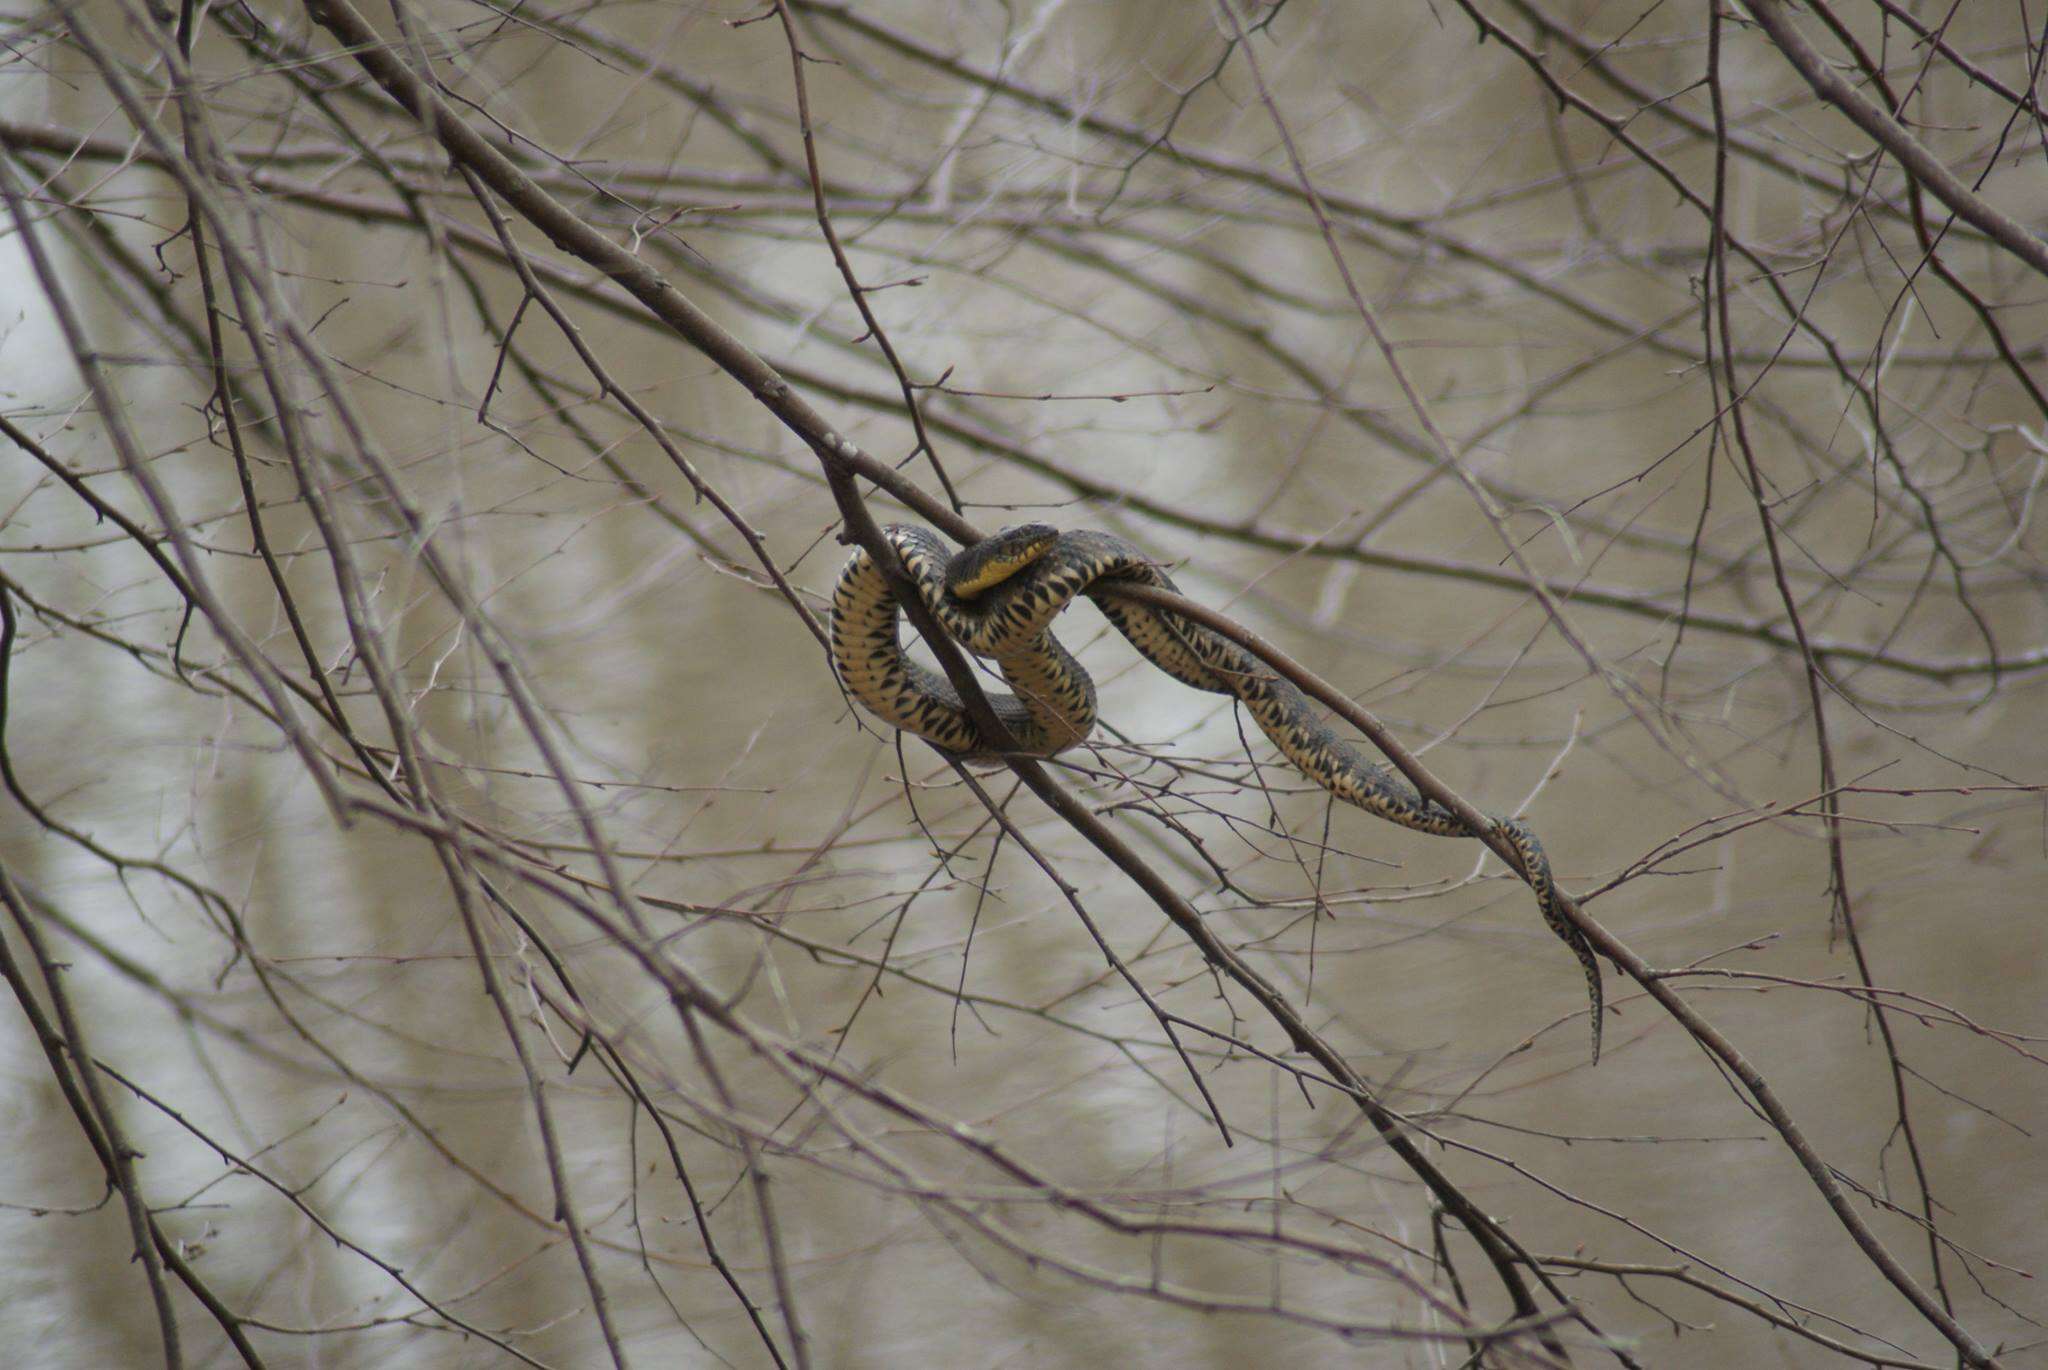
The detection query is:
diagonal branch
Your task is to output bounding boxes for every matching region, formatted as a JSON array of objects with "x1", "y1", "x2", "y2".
[{"x1": 1740, "y1": 0, "x2": 2048, "y2": 280}]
